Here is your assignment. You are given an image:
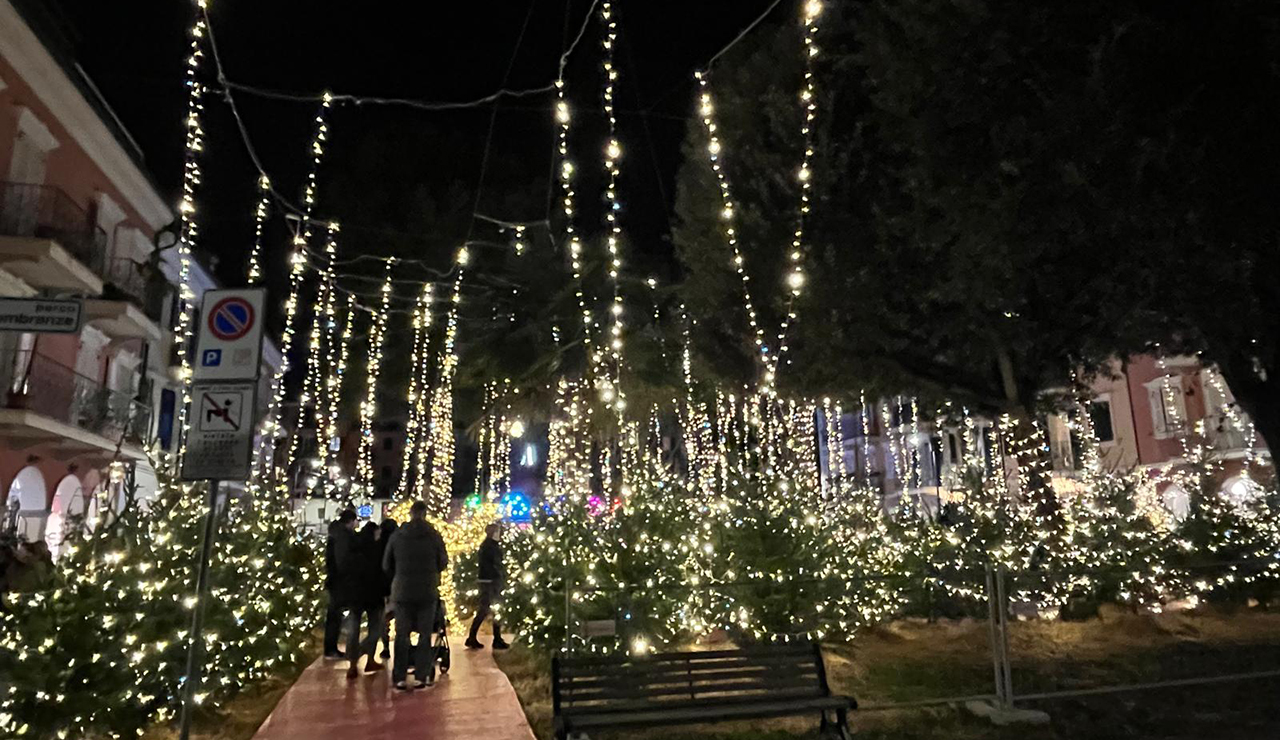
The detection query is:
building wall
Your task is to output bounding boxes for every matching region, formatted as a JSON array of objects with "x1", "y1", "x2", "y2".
[{"x1": 0, "y1": 1, "x2": 173, "y2": 526}]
